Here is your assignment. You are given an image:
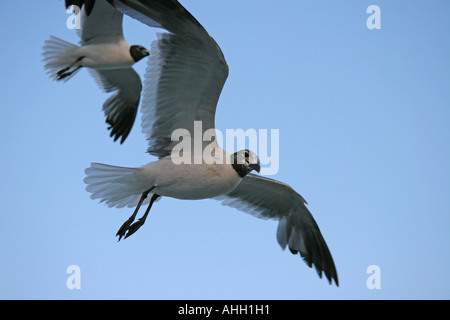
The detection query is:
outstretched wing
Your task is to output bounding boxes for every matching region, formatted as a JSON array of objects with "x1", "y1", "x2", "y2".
[
  {"x1": 89, "y1": 68, "x2": 142, "y2": 143},
  {"x1": 113, "y1": 0, "x2": 229, "y2": 157},
  {"x1": 215, "y1": 174, "x2": 339, "y2": 286}
]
